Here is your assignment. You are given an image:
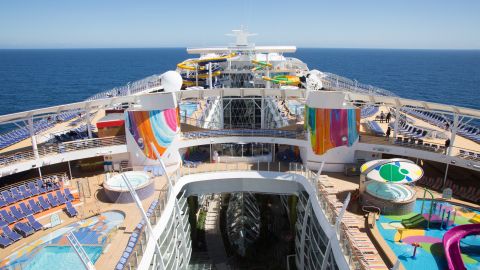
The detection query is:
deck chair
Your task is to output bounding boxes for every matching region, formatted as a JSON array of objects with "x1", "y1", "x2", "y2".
[
  {"x1": 27, "y1": 215, "x2": 43, "y2": 231},
  {"x1": 13, "y1": 222, "x2": 34, "y2": 237},
  {"x1": 28, "y1": 199, "x2": 42, "y2": 214},
  {"x1": 2, "y1": 225, "x2": 22, "y2": 241},
  {"x1": 64, "y1": 201, "x2": 78, "y2": 217},
  {"x1": 19, "y1": 202, "x2": 34, "y2": 216}
]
